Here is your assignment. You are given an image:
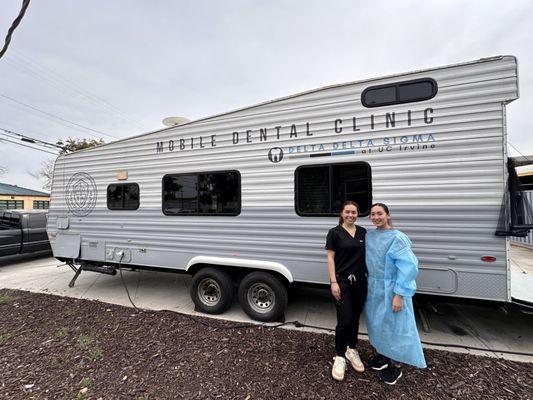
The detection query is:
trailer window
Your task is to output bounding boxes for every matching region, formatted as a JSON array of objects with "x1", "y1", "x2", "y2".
[
  {"x1": 163, "y1": 171, "x2": 240, "y2": 216},
  {"x1": 107, "y1": 183, "x2": 140, "y2": 210},
  {"x1": 296, "y1": 162, "x2": 371, "y2": 216},
  {"x1": 362, "y1": 78, "x2": 437, "y2": 107}
]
